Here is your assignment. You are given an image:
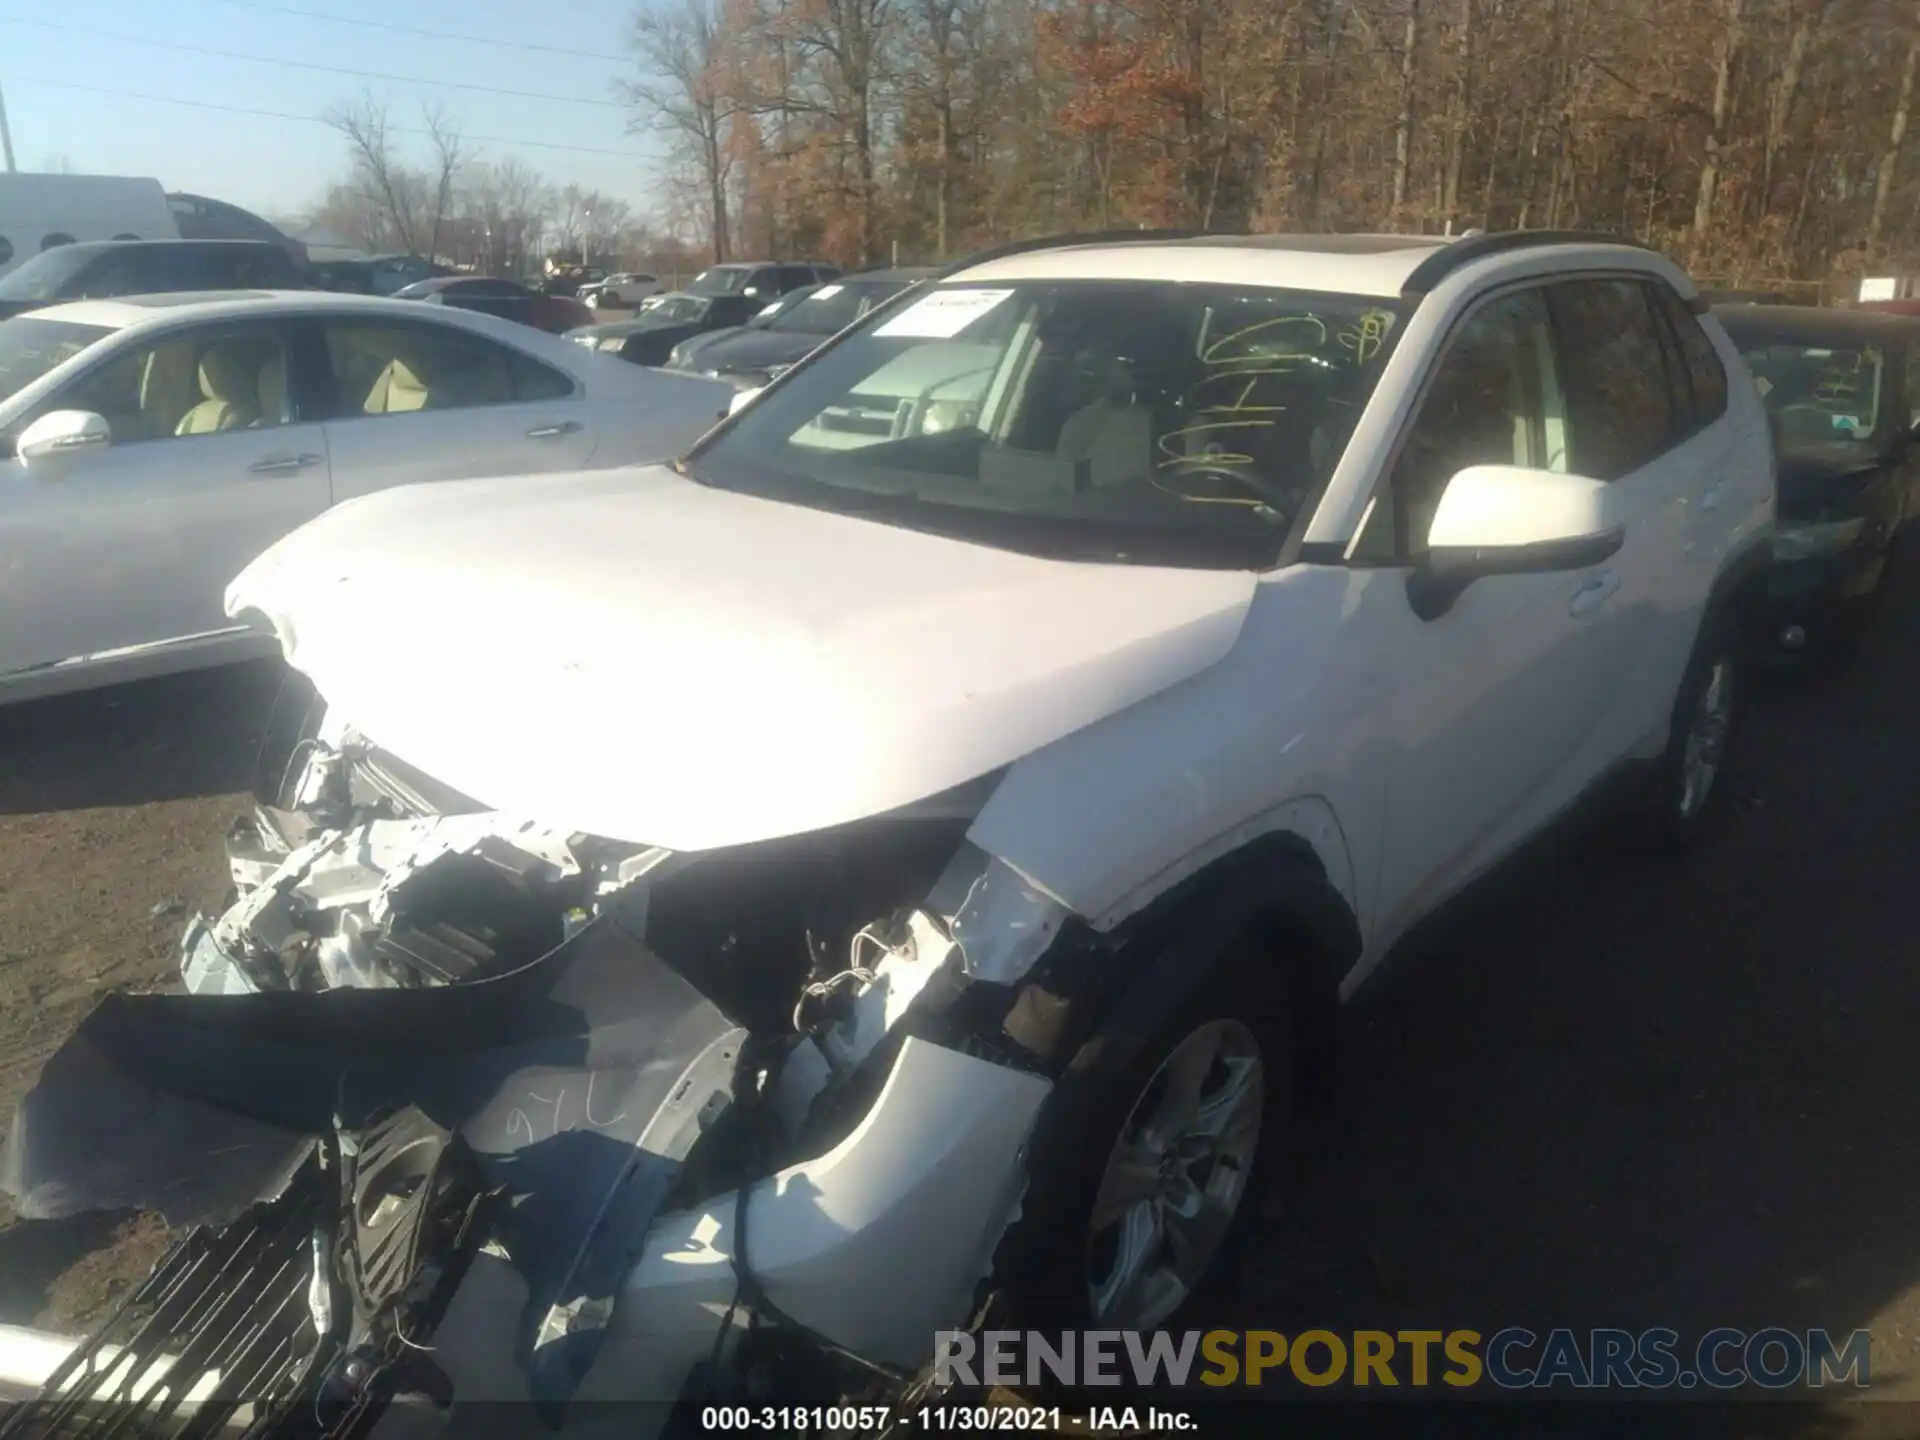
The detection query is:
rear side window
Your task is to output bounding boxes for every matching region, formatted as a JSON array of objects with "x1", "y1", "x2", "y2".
[
  {"x1": 1547, "y1": 279, "x2": 1676, "y2": 480},
  {"x1": 1645, "y1": 281, "x2": 1729, "y2": 430}
]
